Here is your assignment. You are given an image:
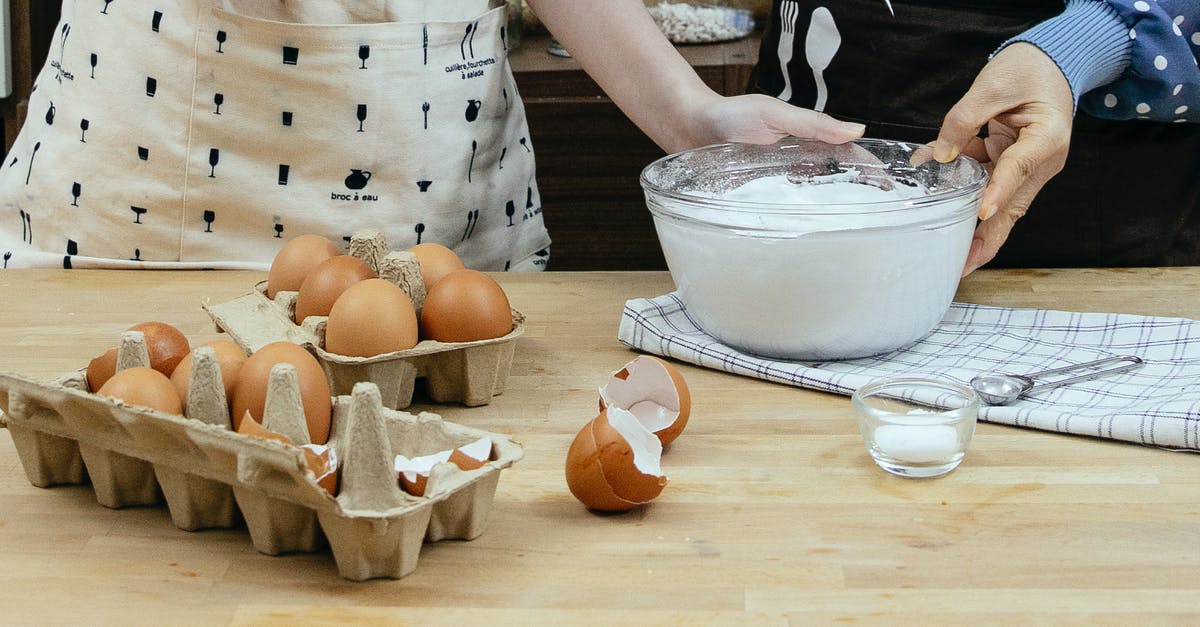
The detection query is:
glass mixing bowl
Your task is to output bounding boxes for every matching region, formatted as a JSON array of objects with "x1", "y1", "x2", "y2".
[{"x1": 640, "y1": 137, "x2": 987, "y2": 360}]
